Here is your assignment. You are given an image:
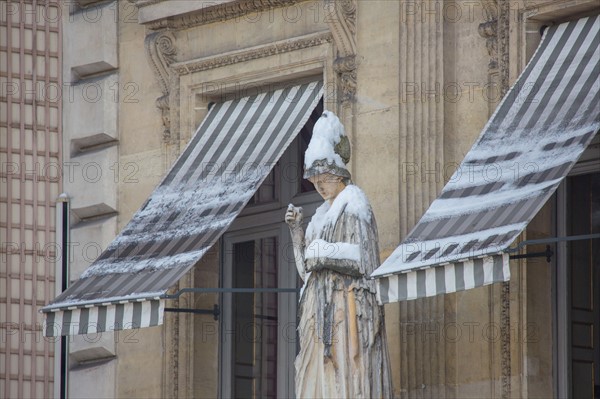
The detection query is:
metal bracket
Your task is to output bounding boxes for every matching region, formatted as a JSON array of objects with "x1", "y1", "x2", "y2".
[
  {"x1": 164, "y1": 304, "x2": 220, "y2": 320},
  {"x1": 505, "y1": 233, "x2": 600, "y2": 262},
  {"x1": 508, "y1": 245, "x2": 554, "y2": 262},
  {"x1": 162, "y1": 287, "x2": 300, "y2": 300}
]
